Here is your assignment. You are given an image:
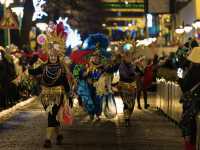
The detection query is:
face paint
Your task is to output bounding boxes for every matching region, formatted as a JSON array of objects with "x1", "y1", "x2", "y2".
[{"x1": 48, "y1": 49, "x2": 58, "y2": 64}]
